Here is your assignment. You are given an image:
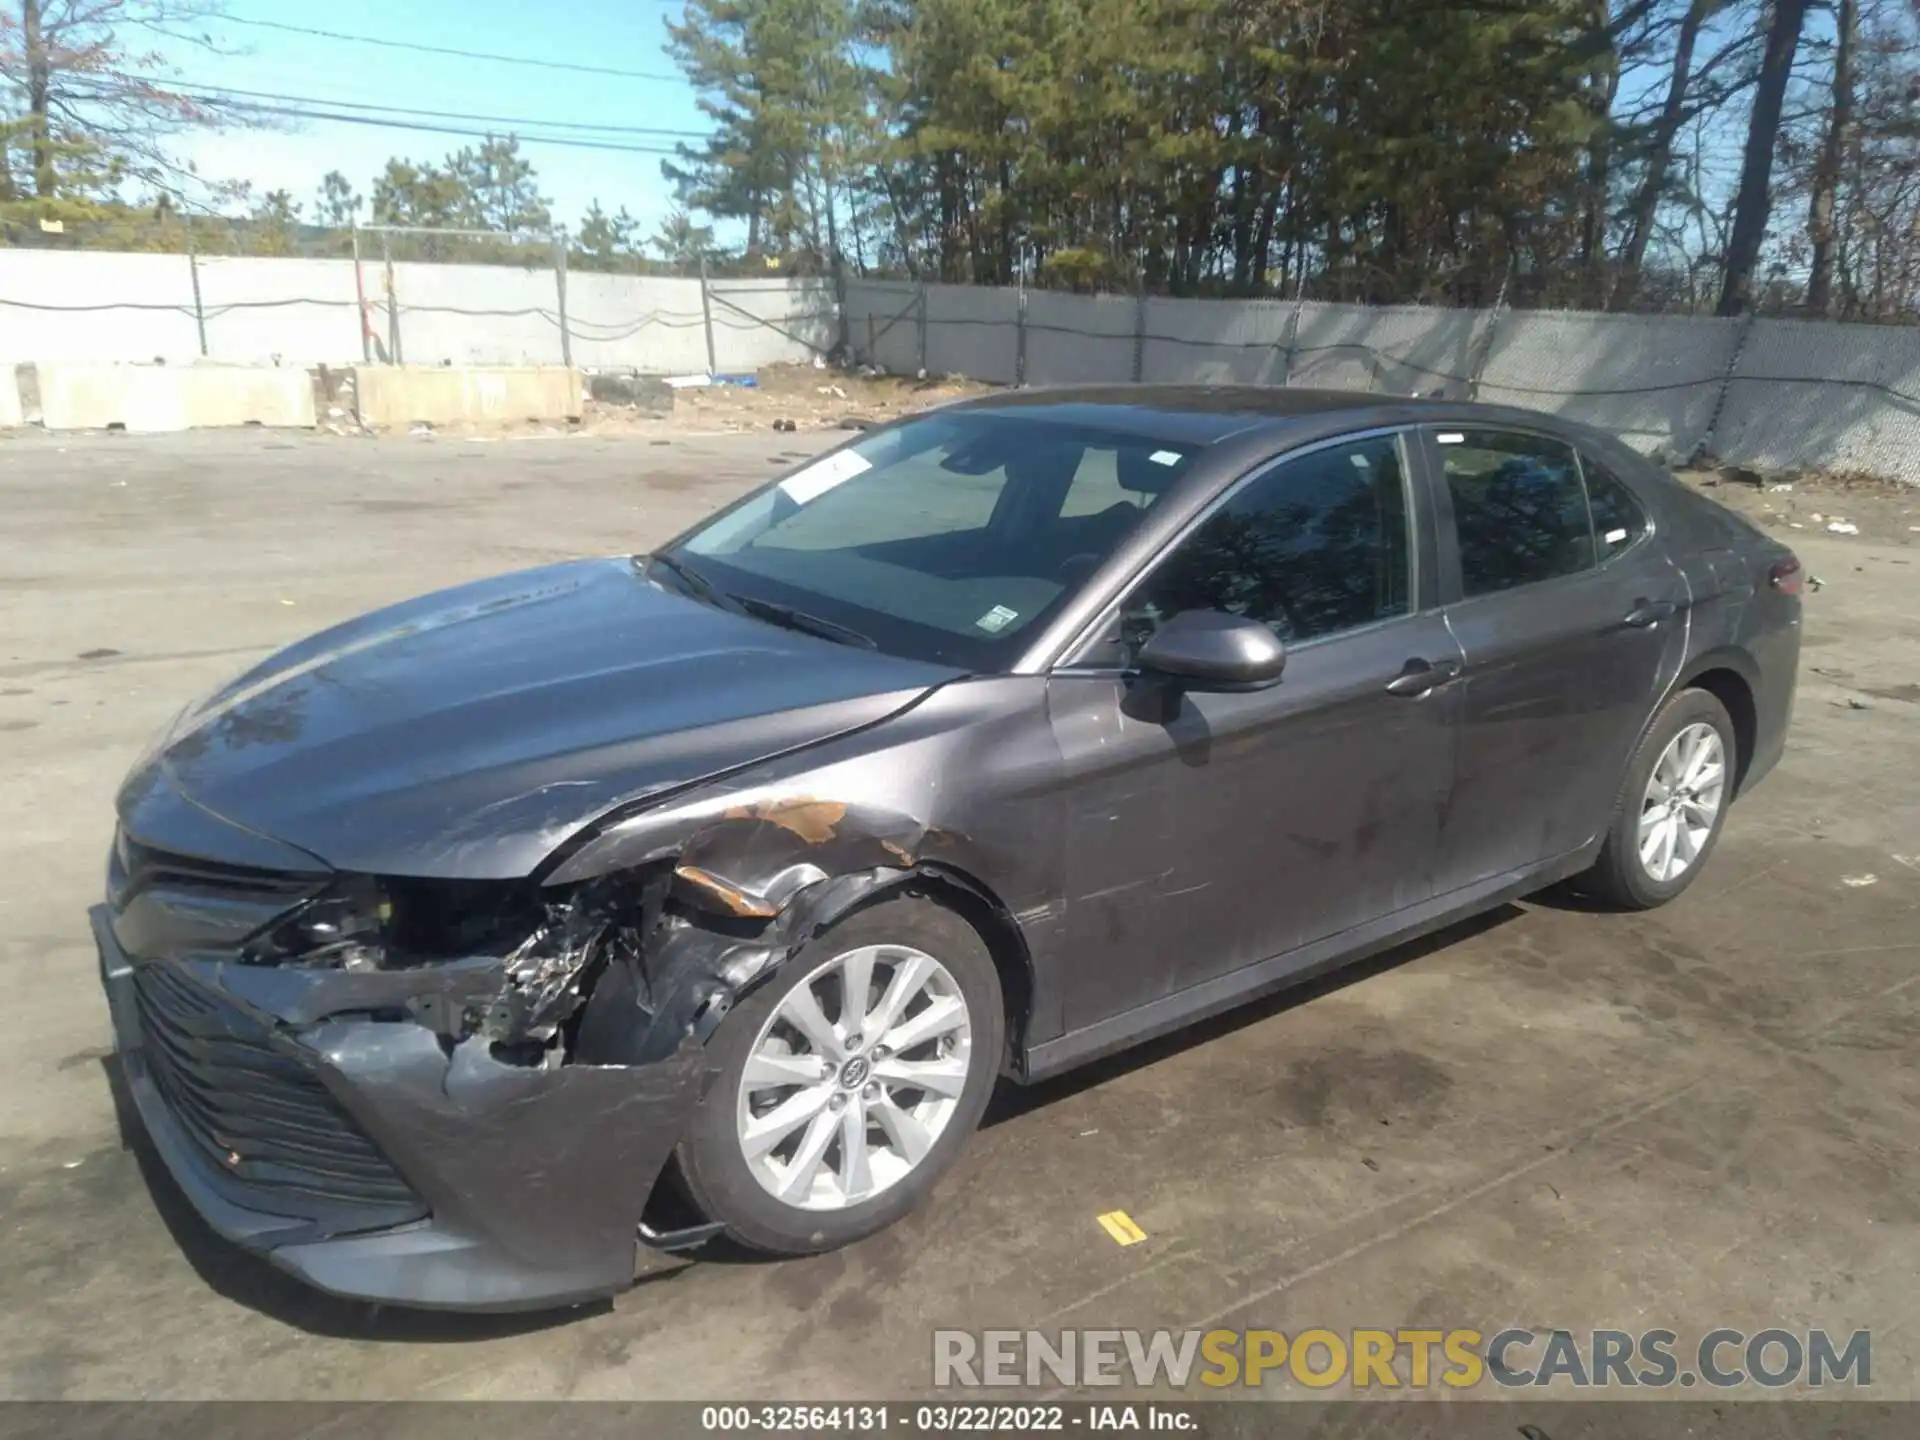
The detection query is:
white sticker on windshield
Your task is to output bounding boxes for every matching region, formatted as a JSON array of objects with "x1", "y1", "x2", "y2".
[
  {"x1": 975, "y1": 604, "x2": 1020, "y2": 633},
  {"x1": 780, "y1": 448, "x2": 872, "y2": 505},
  {"x1": 1149, "y1": 449, "x2": 1182, "y2": 466},
  {"x1": 1605, "y1": 527, "x2": 1629, "y2": 545},
  {"x1": 1437, "y1": 432, "x2": 1466, "y2": 445}
]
